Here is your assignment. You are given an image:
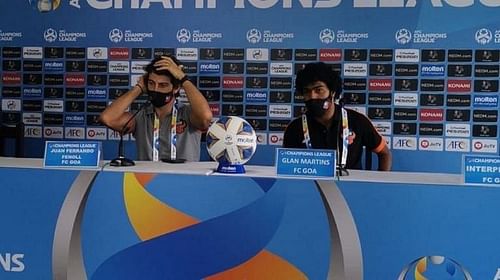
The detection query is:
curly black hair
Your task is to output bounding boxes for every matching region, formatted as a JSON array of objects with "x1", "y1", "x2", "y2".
[
  {"x1": 295, "y1": 62, "x2": 342, "y2": 99},
  {"x1": 144, "y1": 54, "x2": 183, "y2": 87}
]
